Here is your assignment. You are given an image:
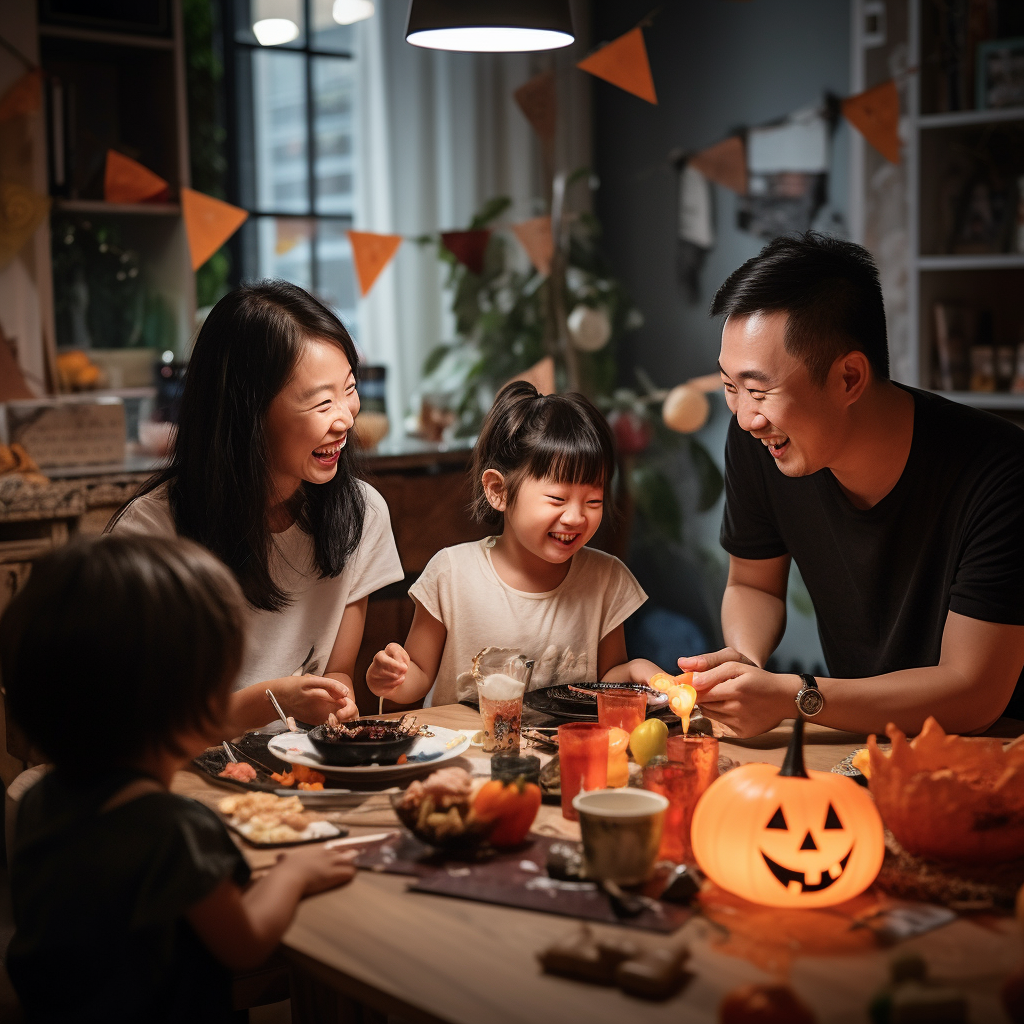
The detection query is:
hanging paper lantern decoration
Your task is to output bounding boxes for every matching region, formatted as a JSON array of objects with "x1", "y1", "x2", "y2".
[
  {"x1": 690, "y1": 719, "x2": 884, "y2": 908},
  {"x1": 662, "y1": 383, "x2": 709, "y2": 434},
  {"x1": 567, "y1": 304, "x2": 611, "y2": 352}
]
